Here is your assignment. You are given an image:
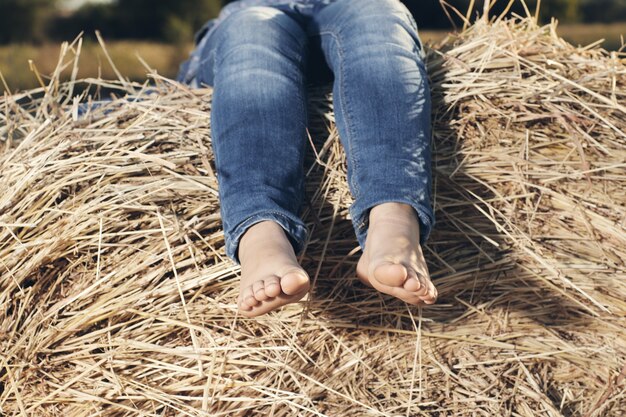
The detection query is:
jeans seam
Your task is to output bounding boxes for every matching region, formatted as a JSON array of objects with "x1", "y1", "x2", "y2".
[
  {"x1": 318, "y1": 29, "x2": 360, "y2": 199},
  {"x1": 209, "y1": 44, "x2": 219, "y2": 174},
  {"x1": 200, "y1": 48, "x2": 216, "y2": 86}
]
